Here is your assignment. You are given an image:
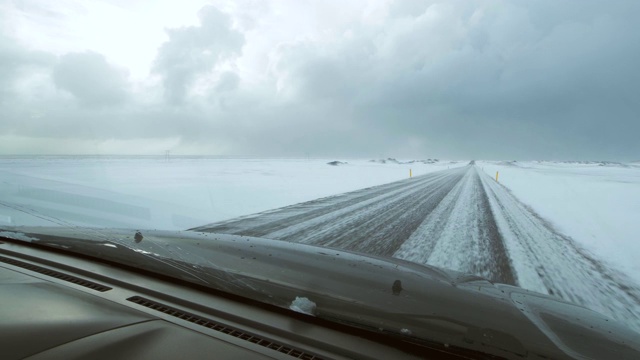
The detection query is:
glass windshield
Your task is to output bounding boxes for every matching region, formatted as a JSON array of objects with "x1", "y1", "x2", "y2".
[{"x1": 1, "y1": 0, "x2": 639, "y2": 346}]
